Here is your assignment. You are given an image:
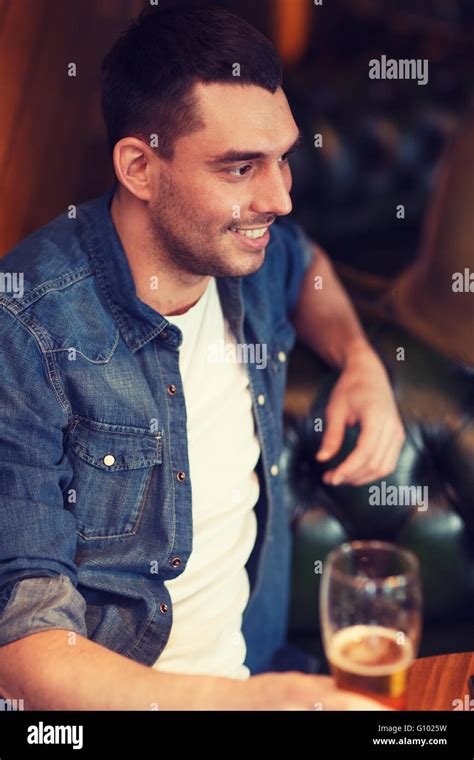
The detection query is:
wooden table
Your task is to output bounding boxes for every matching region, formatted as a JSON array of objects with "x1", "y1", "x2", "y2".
[{"x1": 406, "y1": 652, "x2": 474, "y2": 710}]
